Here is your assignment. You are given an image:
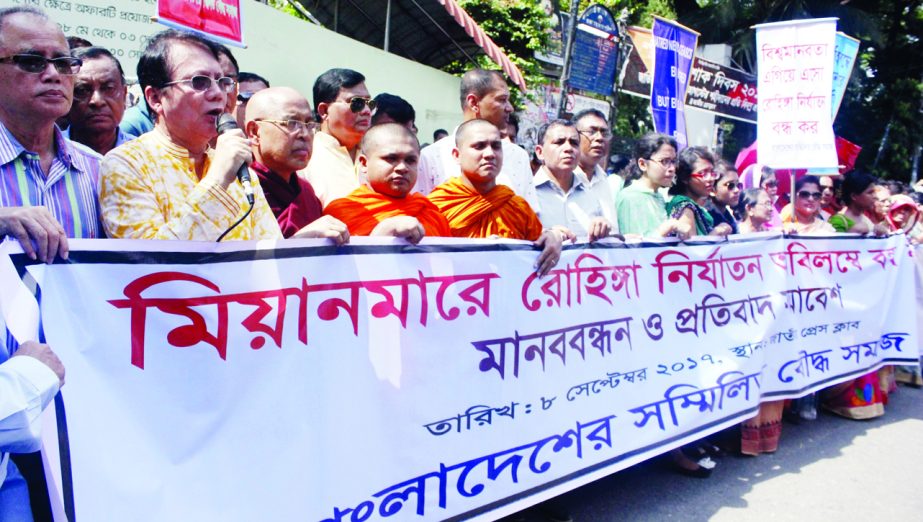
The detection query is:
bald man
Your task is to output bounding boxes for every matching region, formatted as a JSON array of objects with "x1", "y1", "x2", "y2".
[
  {"x1": 324, "y1": 123, "x2": 450, "y2": 242},
  {"x1": 244, "y1": 87, "x2": 348, "y2": 242},
  {"x1": 428, "y1": 120, "x2": 565, "y2": 276}
]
